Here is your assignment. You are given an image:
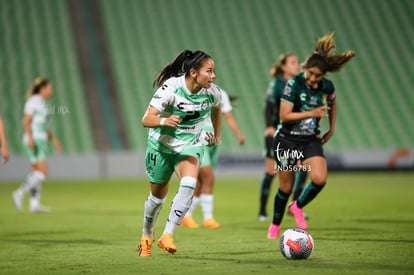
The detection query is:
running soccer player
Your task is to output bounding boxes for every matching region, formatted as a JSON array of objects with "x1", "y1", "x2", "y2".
[
  {"x1": 0, "y1": 116, "x2": 9, "y2": 164},
  {"x1": 181, "y1": 90, "x2": 245, "y2": 229},
  {"x1": 138, "y1": 50, "x2": 222, "y2": 256},
  {"x1": 13, "y1": 78, "x2": 63, "y2": 213},
  {"x1": 268, "y1": 33, "x2": 355, "y2": 238},
  {"x1": 259, "y1": 53, "x2": 300, "y2": 221}
]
